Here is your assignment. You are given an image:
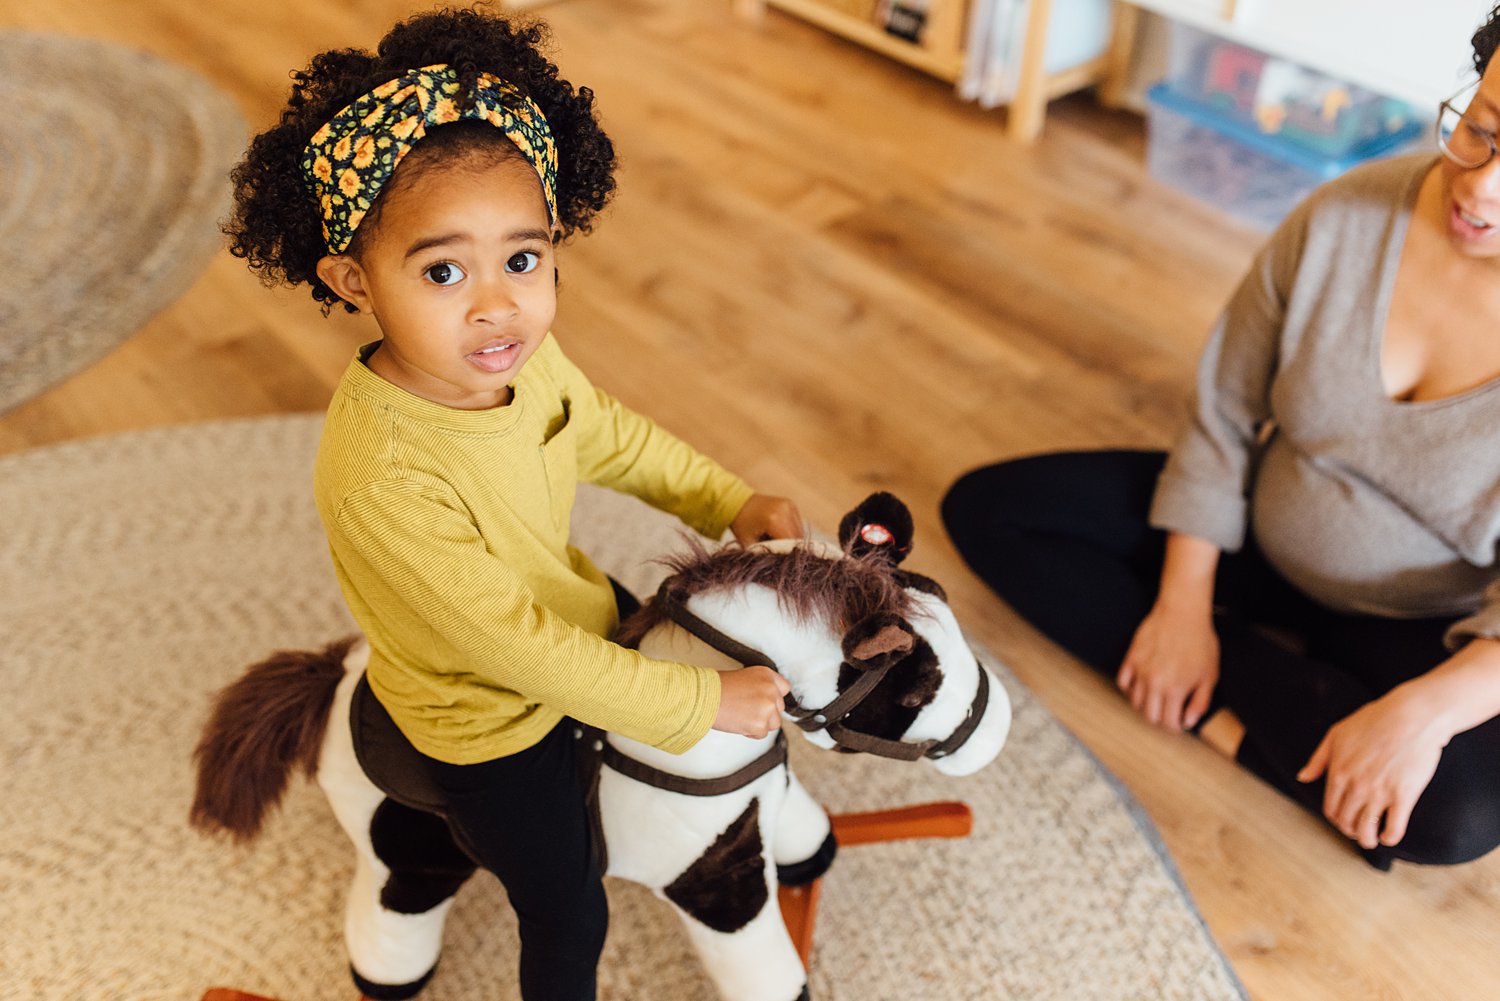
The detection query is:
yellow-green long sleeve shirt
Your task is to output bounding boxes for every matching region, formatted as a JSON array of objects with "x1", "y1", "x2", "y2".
[{"x1": 313, "y1": 335, "x2": 754, "y2": 764}]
